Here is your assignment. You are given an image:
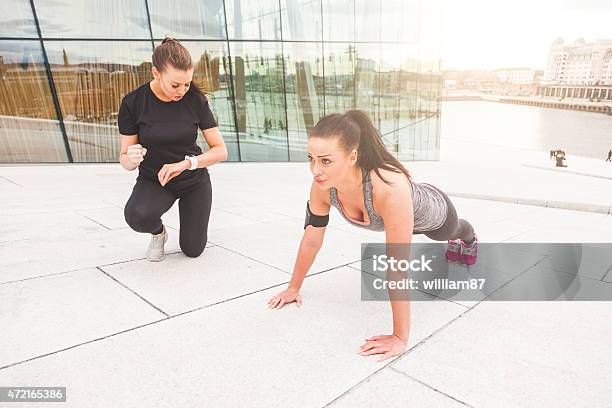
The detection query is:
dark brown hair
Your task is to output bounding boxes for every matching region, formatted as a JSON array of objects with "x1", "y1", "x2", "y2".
[
  {"x1": 152, "y1": 37, "x2": 204, "y2": 97},
  {"x1": 309, "y1": 110, "x2": 411, "y2": 184}
]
